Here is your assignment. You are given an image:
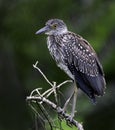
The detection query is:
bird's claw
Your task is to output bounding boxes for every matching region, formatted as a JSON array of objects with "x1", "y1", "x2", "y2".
[
  {"x1": 66, "y1": 116, "x2": 74, "y2": 127},
  {"x1": 58, "y1": 109, "x2": 66, "y2": 120}
]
